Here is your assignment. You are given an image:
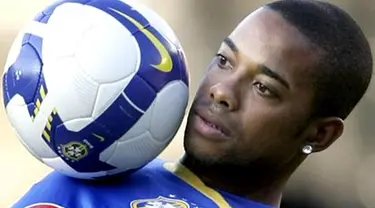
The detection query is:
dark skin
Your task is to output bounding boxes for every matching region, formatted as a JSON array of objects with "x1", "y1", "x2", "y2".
[{"x1": 181, "y1": 7, "x2": 344, "y2": 207}]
